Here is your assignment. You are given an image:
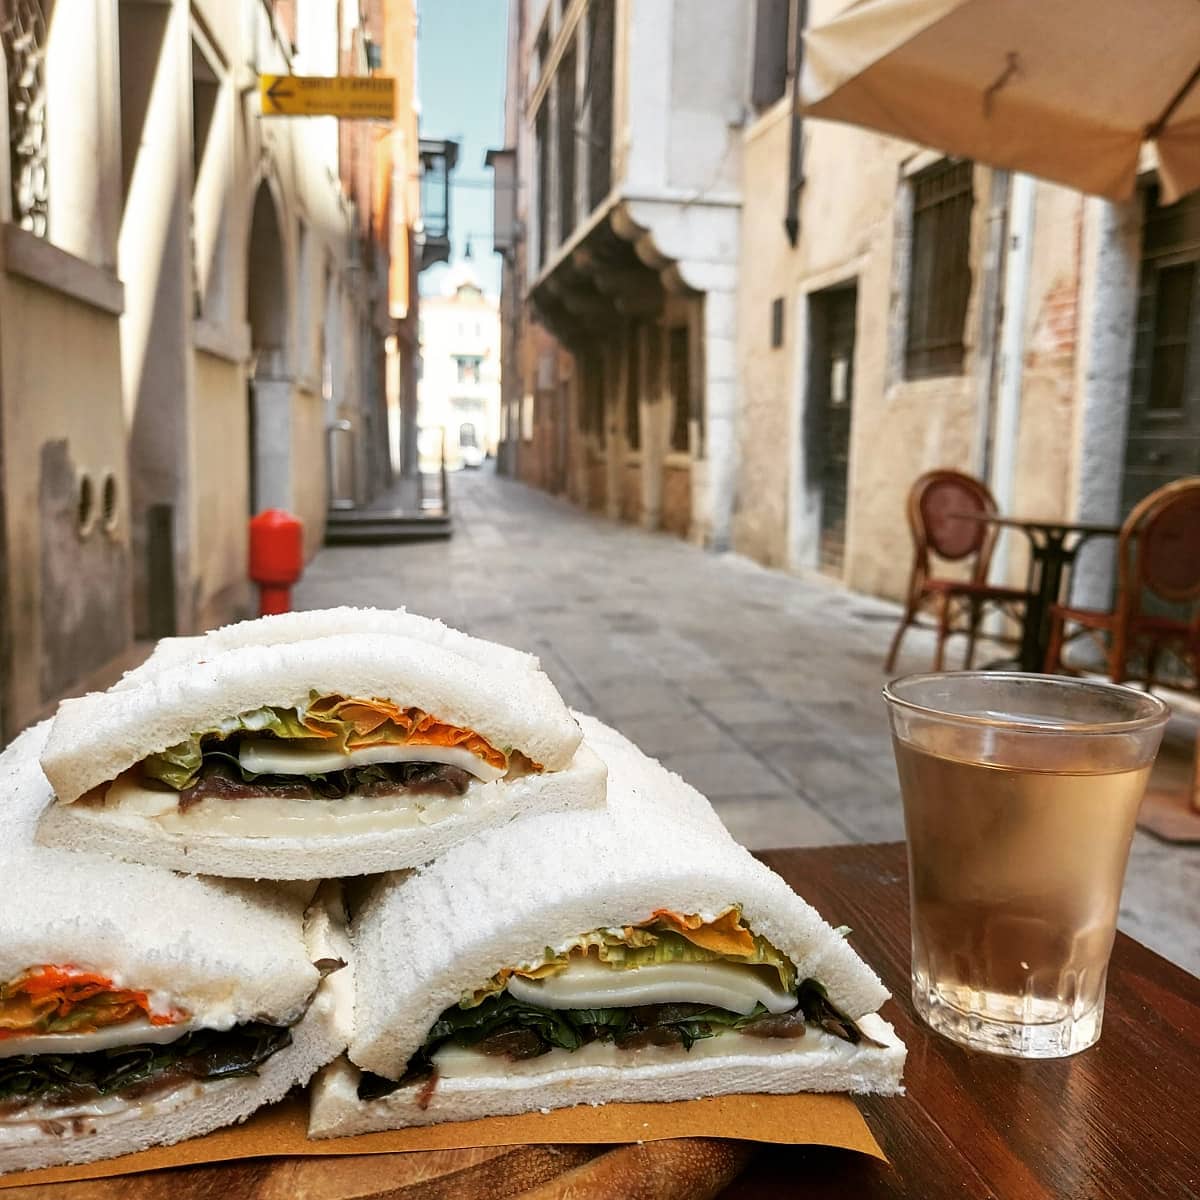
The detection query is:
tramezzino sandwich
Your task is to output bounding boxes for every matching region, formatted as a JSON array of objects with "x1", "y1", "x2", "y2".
[
  {"x1": 36, "y1": 612, "x2": 605, "y2": 878},
  {"x1": 0, "y1": 727, "x2": 348, "y2": 1175},
  {"x1": 309, "y1": 715, "x2": 905, "y2": 1135}
]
